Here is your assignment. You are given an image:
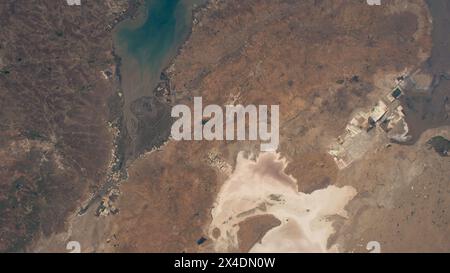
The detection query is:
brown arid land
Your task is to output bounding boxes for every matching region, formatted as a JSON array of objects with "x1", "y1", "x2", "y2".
[
  {"x1": 1, "y1": 0, "x2": 449, "y2": 253},
  {"x1": 0, "y1": 0, "x2": 142, "y2": 252}
]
